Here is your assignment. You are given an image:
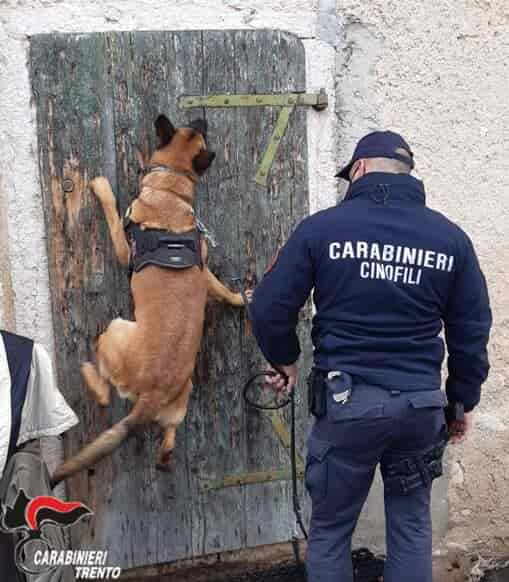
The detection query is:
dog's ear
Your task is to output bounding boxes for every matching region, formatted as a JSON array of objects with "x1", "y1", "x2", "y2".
[
  {"x1": 154, "y1": 115, "x2": 176, "y2": 148},
  {"x1": 188, "y1": 118, "x2": 208, "y2": 140},
  {"x1": 193, "y1": 150, "x2": 216, "y2": 175}
]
